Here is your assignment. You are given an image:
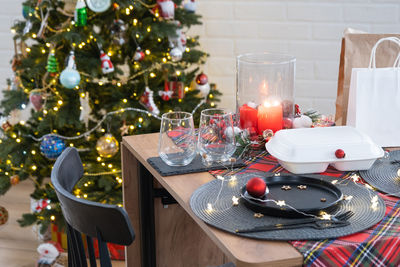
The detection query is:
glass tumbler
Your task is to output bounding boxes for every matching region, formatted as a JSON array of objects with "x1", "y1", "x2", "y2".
[
  {"x1": 158, "y1": 112, "x2": 196, "y2": 166},
  {"x1": 198, "y1": 108, "x2": 236, "y2": 165}
]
